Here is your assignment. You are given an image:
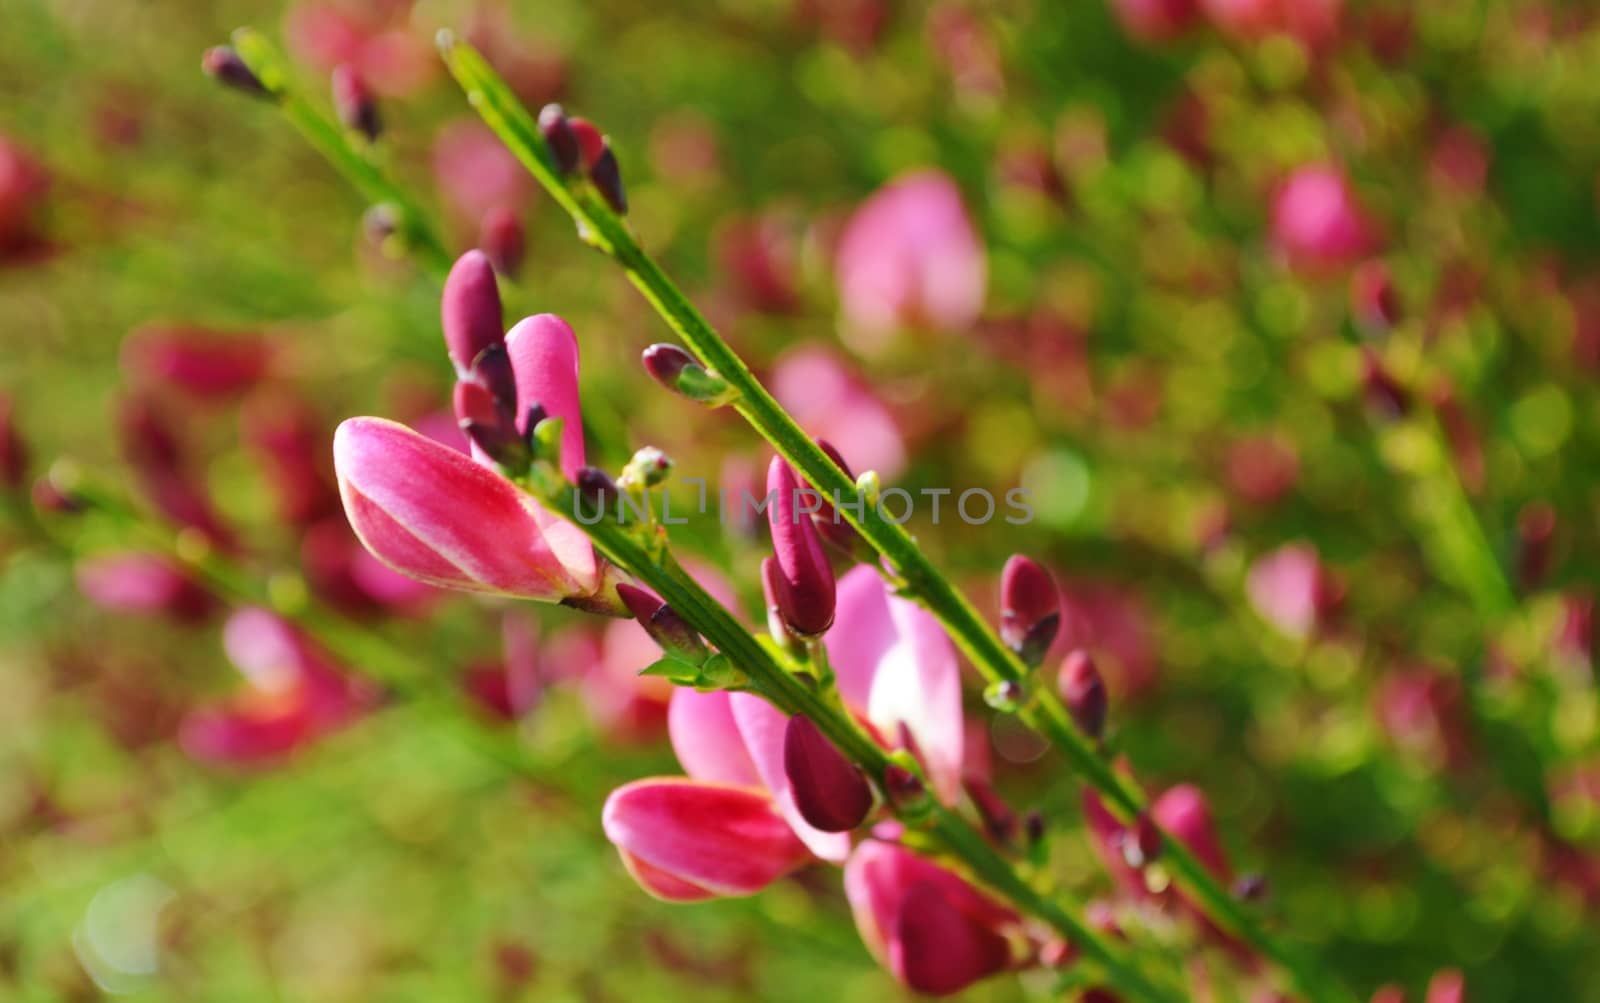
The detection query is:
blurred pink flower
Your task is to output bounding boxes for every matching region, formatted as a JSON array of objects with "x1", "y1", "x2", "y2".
[
  {"x1": 300, "y1": 516, "x2": 438, "y2": 617},
  {"x1": 180, "y1": 608, "x2": 376, "y2": 767},
  {"x1": 579, "y1": 562, "x2": 736, "y2": 742},
  {"x1": 122, "y1": 325, "x2": 272, "y2": 401},
  {"x1": 716, "y1": 213, "x2": 801, "y2": 314},
  {"x1": 76, "y1": 552, "x2": 215, "y2": 623},
  {"x1": 119, "y1": 393, "x2": 237, "y2": 550},
  {"x1": 284, "y1": 0, "x2": 434, "y2": 97},
  {"x1": 1225, "y1": 435, "x2": 1299, "y2": 506},
  {"x1": 1109, "y1": 0, "x2": 1200, "y2": 43},
  {"x1": 1054, "y1": 582, "x2": 1160, "y2": 699},
  {"x1": 1374, "y1": 667, "x2": 1469, "y2": 769},
  {"x1": 433, "y1": 119, "x2": 533, "y2": 226},
  {"x1": 0, "y1": 134, "x2": 50, "y2": 260},
  {"x1": 1246, "y1": 542, "x2": 1337, "y2": 640},
  {"x1": 844, "y1": 838, "x2": 1025, "y2": 994},
  {"x1": 771, "y1": 346, "x2": 906, "y2": 479},
  {"x1": 1270, "y1": 164, "x2": 1377, "y2": 275},
  {"x1": 602, "y1": 565, "x2": 965, "y2": 896},
  {"x1": 834, "y1": 170, "x2": 986, "y2": 353}
]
